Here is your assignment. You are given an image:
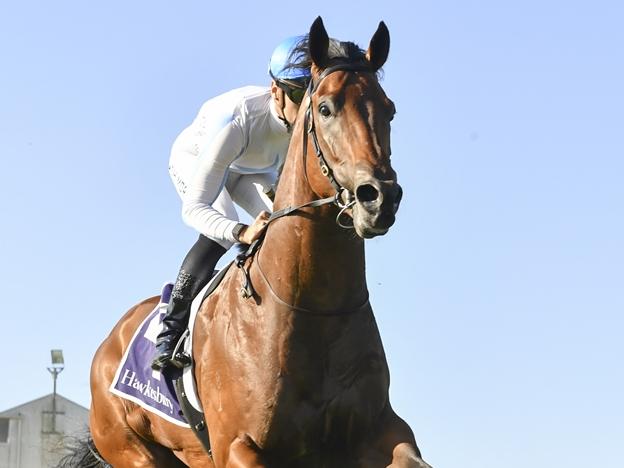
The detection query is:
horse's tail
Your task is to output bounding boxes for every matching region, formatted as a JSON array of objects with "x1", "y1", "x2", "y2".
[{"x1": 55, "y1": 430, "x2": 111, "y2": 468}]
